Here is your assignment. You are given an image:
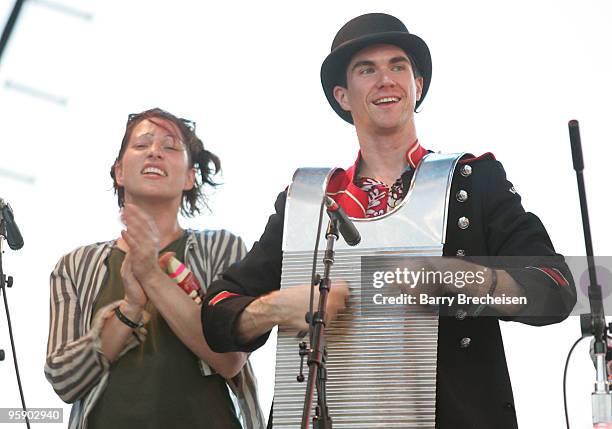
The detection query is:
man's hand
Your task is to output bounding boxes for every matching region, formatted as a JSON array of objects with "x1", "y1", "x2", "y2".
[
  {"x1": 275, "y1": 281, "x2": 350, "y2": 332},
  {"x1": 237, "y1": 280, "x2": 350, "y2": 344},
  {"x1": 120, "y1": 204, "x2": 163, "y2": 284}
]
